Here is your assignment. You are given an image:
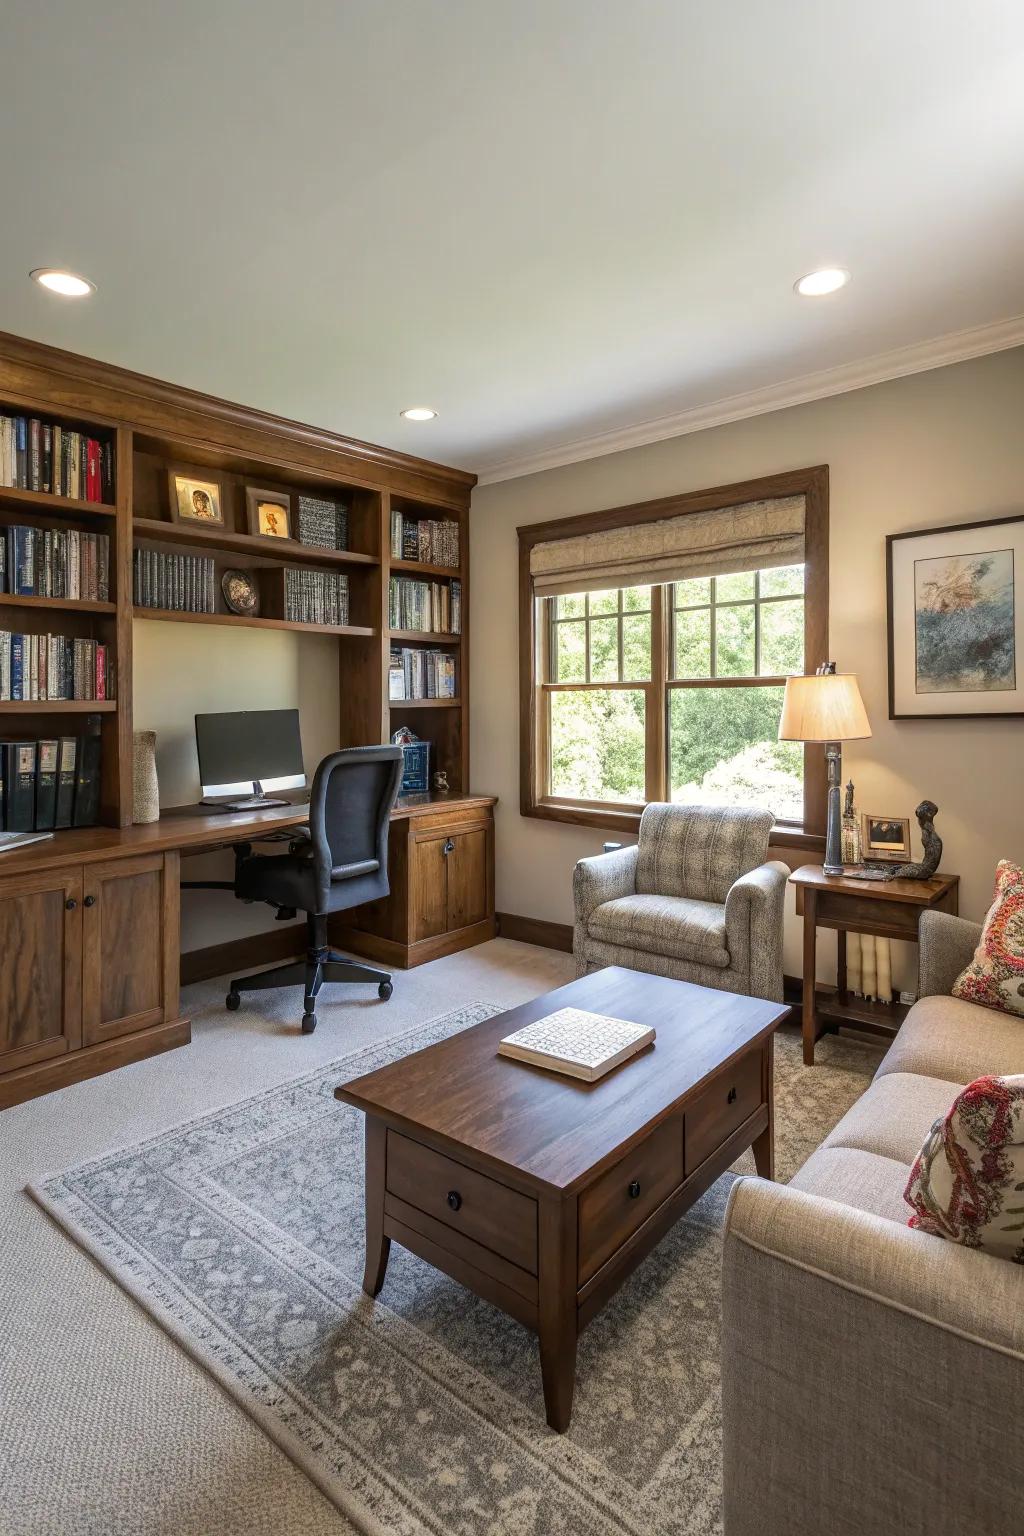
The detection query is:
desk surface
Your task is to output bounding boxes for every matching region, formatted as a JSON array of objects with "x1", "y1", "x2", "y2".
[{"x1": 0, "y1": 792, "x2": 497, "y2": 877}]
